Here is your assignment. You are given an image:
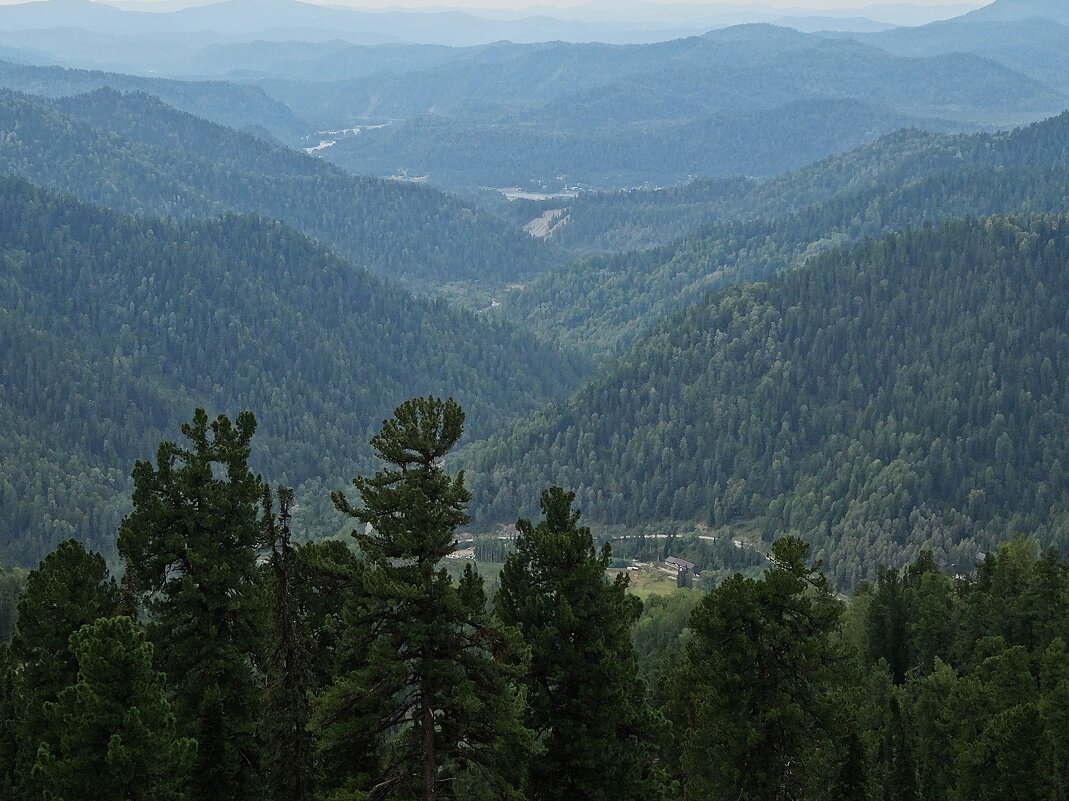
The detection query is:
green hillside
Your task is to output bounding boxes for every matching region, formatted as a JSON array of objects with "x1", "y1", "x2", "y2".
[
  {"x1": 0, "y1": 88, "x2": 558, "y2": 292},
  {"x1": 503, "y1": 112, "x2": 1069, "y2": 358},
  {"x1": 466, "y1": 217, "x2": 1069, "y2": 587},
  {"x1": 0, "y1": 177, "x2": 586, "y2": 566},
  {"x1": 0, "y1": 58, "x2": 305, "y2": 140}
]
